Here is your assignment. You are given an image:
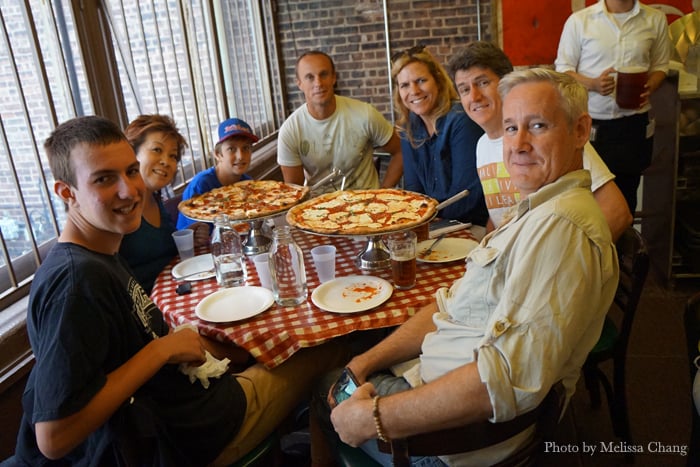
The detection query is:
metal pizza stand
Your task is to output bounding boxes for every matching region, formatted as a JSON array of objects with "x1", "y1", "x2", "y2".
[
  {"x1": 289, "y1": 189, "x2": 469, "y2": 270},
  {"x1": 239, "y1": 216, "x2": 273, "y2": 256},
  {"x1": 286, "y1": 222, "x2": 399, "y2": 271},
  {"x1": 291, "y1": 189, "x2": 475, "y2": 270},
  {"x1": 356, "y1": 222, "x2": 436, "y2": 270},
  {"x1": 177, "y1": 182, "x2": 309, "y2": 256}
]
